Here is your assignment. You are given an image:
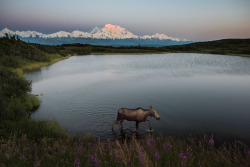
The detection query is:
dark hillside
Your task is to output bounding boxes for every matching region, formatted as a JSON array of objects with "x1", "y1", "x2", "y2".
[{"x1": 162, "y1": 39, "x2": 250, "y2": 56}]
